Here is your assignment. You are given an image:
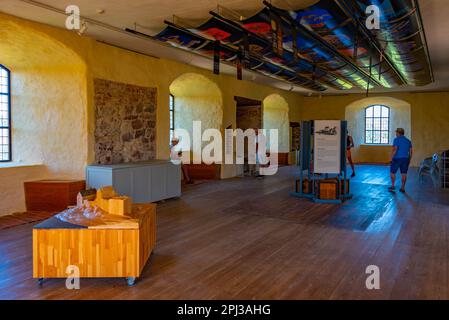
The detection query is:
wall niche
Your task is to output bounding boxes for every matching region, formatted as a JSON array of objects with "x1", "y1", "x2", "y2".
[{"x1": 94, "y1": 78, "x2": 157, "y2": 165}]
